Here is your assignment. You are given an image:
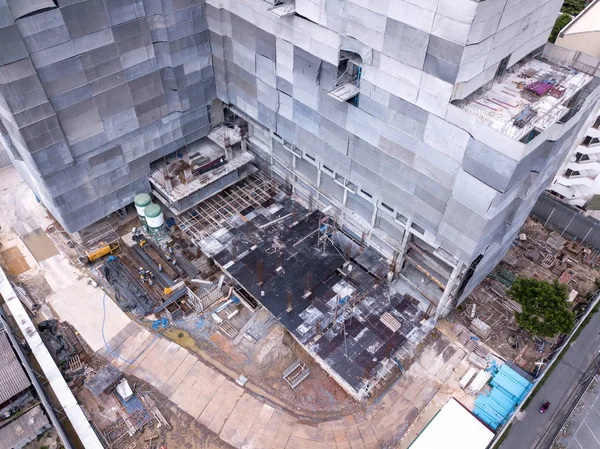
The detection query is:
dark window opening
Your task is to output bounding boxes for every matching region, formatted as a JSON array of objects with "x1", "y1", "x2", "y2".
[
  {"x1": 454, "y1": 254, "x2": 484, "y2": 302},
  {"x1": 411, "y1": 222, "x2": 426, "y2": 235},
  {"x1": 583, "y1": 136, "x2": 600, "y2": 147},
  {"x1": 9, "y1": 0, "x2": 58, "y2": 20},
  {"x1": 520, "y1": 128, "x2": 540, "y2": 144},
  {"x1": 565, "y1": 169, "x2": 581, "y2": 178},
  {"x1": 575, "y1": 152, "x2": 590, "y2": 162},
  {"x1": 592, "y1": 116, "x2": 600, "y2": 129},
  {"x1": 328, "y1": 51, "x2": 362, "y2": 106},
  {"x1": 396, "y1": 212, "x2": 407, "y2": 225},
  {"x1": 496, "y1": 55, "x2": 511, "y2": 77},
  {"x1": 381, "y1": 202, "x2": 394, "y2": 213}
]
